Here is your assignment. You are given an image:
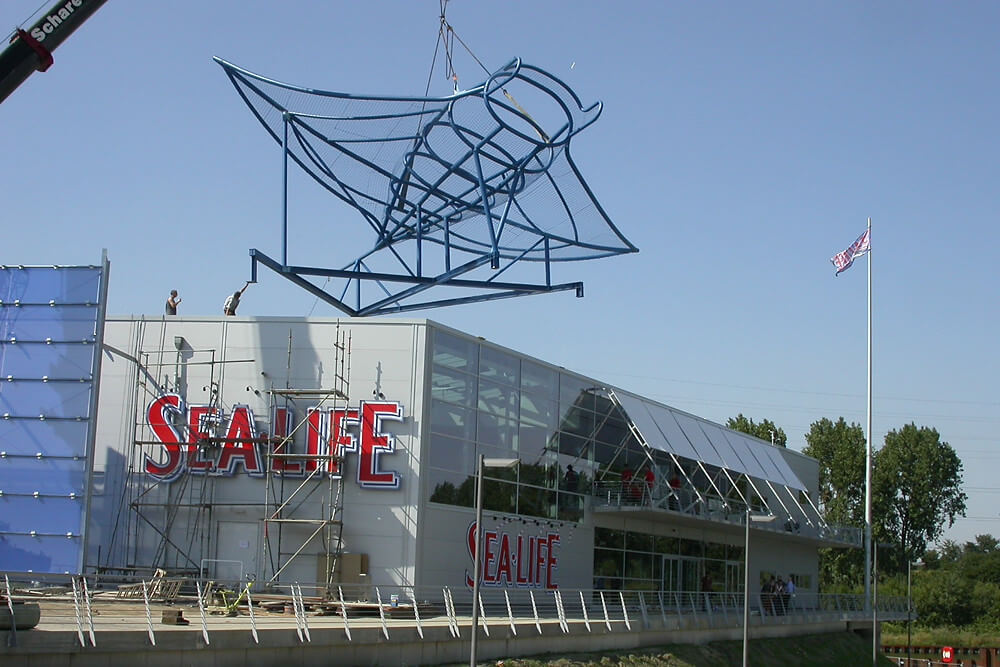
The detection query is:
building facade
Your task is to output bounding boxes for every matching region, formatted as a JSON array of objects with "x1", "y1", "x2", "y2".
[{"x1": 87, "y1": 316, "x2": 857, "y2": 598}]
